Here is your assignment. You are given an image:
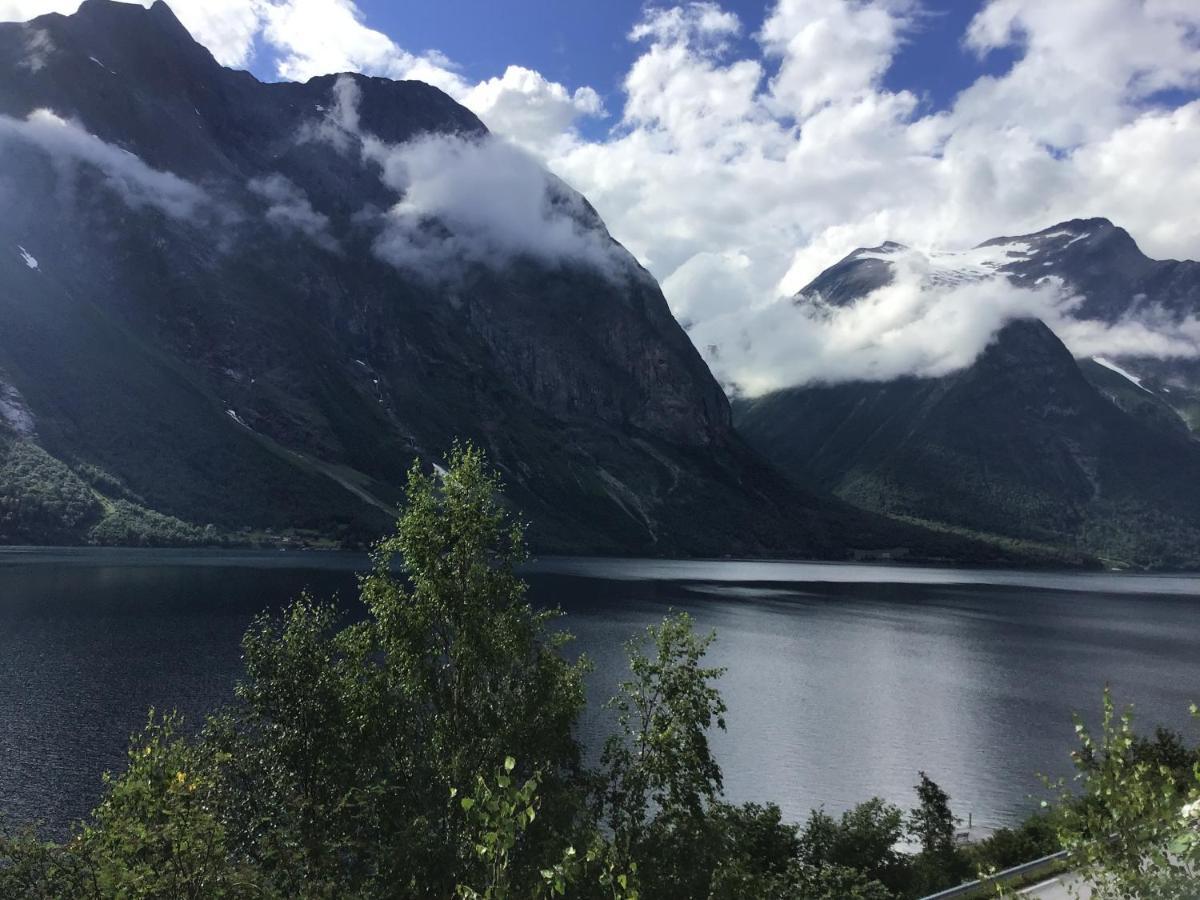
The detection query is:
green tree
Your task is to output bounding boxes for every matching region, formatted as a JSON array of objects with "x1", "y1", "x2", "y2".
[
  {"x1": 203, "y1": 443, "x2": 590, "y2": 896},
  {"x1": 597, "y1": 611, "x2": 727, "y2": 896},
  {"x1": 202, "y1": 597, "x2": 397, "y2": 896},
  {"x1": 599, "y1": 612, "x2": 726, "y2": 833},
  {"x1": 908, "y1": 772, "x2": 957, "y2": 857},
  {"x1": 362, "y1": 443, "x2": 587, "y2": 795},
  {"x1": 797, "y1": 798, "x2": 908, "y2": 892},
  {"x1": 906, "y1": 772, "x2": 970, "y2": 894},
  {"x1": 963, "y1": 813, "x2": 1060, "y2": 873},
  {"x1": 1054, "y1": 690, "x2": 1200, "y2": 899}
]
